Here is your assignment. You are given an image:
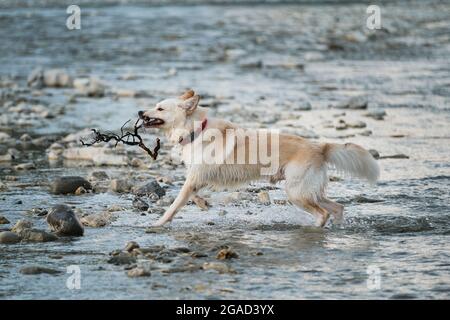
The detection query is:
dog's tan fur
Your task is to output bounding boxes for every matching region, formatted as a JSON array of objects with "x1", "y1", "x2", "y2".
[{"x1": 140, "y1": 90, "x2": 380, "y2": 227}]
